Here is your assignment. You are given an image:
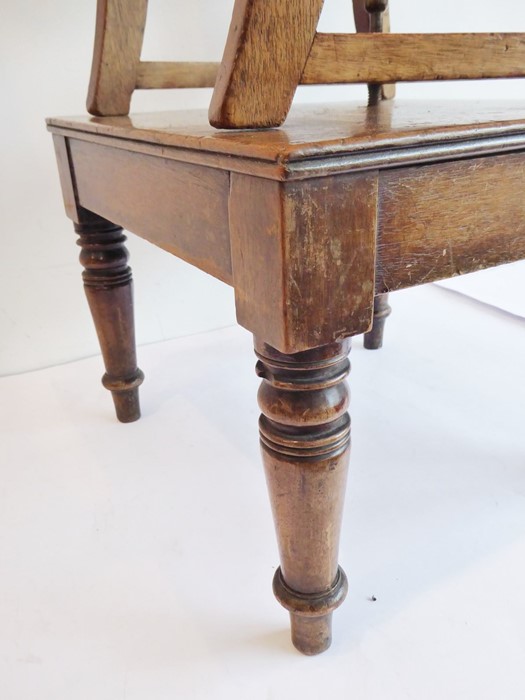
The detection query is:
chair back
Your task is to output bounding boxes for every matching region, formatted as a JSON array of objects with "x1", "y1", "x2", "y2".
[{"x1": 87, "y1": 0, "x2": 525, "y2": 128}]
